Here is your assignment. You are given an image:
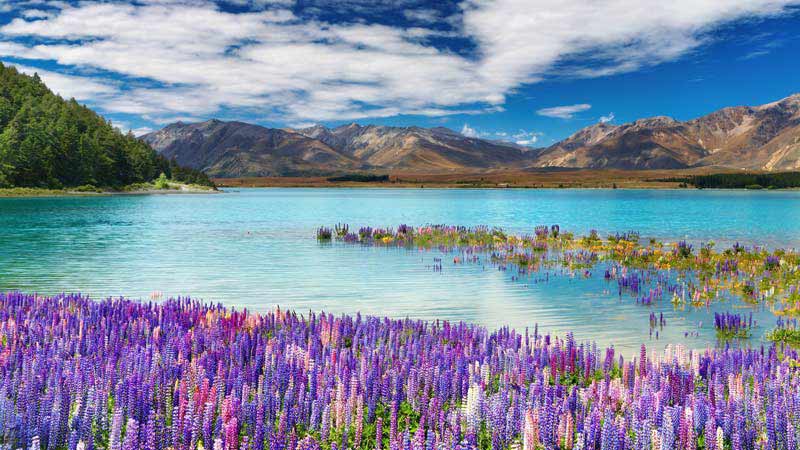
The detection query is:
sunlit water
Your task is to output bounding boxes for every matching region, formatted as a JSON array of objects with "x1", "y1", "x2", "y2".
[{"x1": 1, "y1": 188, "x2": 799, "y2": 353}]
